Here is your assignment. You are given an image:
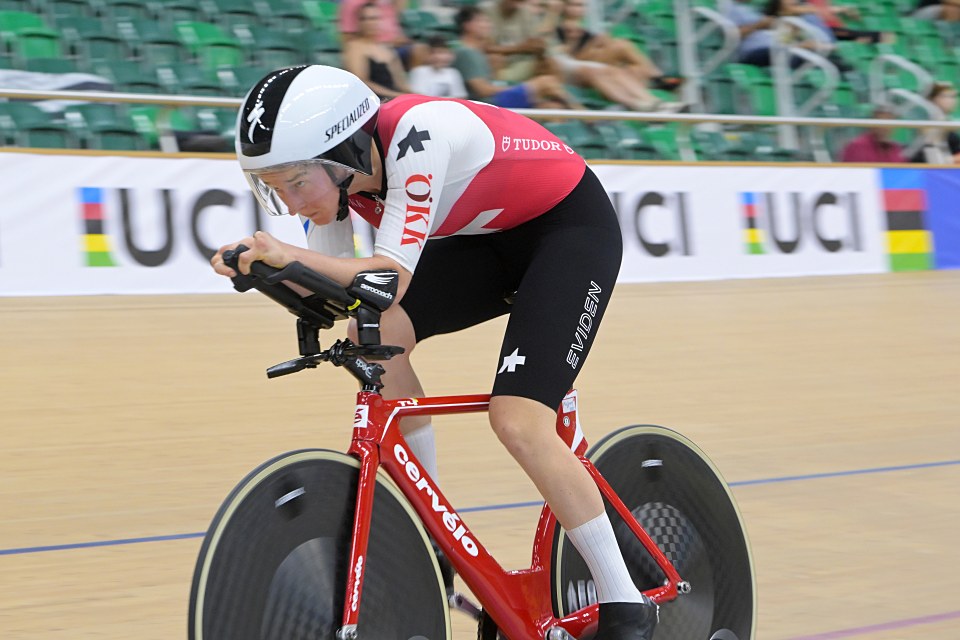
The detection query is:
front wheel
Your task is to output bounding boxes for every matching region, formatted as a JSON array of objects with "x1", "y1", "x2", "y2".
[
  {"x1": 551, "y1": 426, "x2": 756, "y2": 640},
  {"x1": 189, "y1": 449, "x2": 452, "y2": 640}
]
